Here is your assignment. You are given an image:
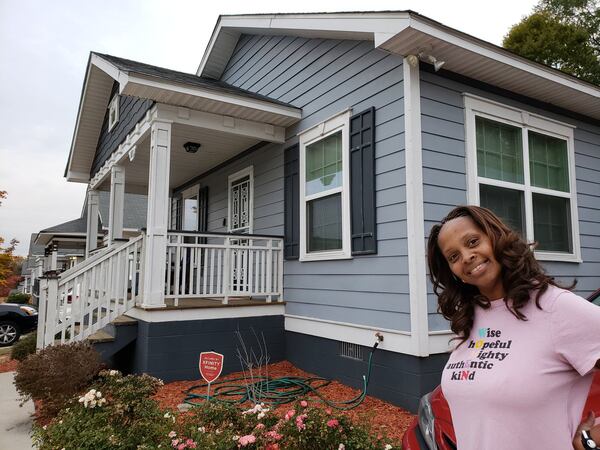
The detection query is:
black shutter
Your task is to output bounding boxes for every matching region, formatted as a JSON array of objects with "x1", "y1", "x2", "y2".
[
  {"x1": 350, "y1": 107, "x2": 377, "y2": 255},
  {"x1": 284, "y1": 144, "x2": 300, "y2": 259},
  {"x1": 198, "y1": 186, "x2": 209, "y2": 232}
]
